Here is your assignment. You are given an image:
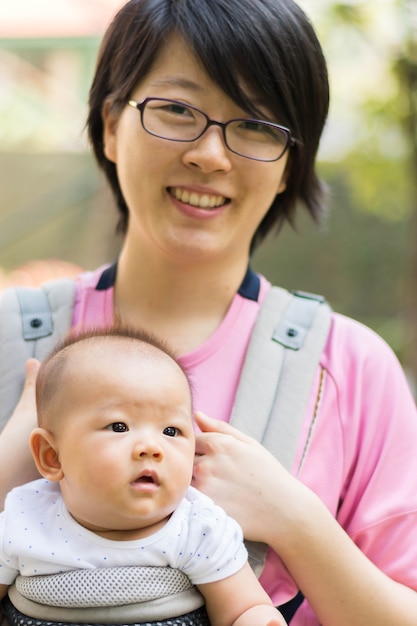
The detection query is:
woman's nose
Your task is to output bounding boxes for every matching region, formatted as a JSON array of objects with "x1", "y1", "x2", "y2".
[{"x1": 182, "y1": 127, "x2": 232, "y2": 174}]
